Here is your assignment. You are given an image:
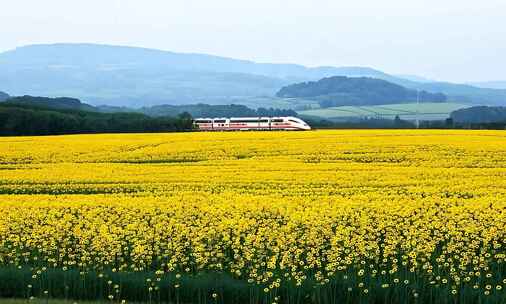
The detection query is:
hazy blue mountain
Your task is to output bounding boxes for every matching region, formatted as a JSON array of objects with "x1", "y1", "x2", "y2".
[
  {"x1": 1, "y1": 43, "x2": 506, "y2": 107},
  {"x1": 0, "y1": 44, "x2": 409, "y2": 107},
  {"x1": 0, "y1": 44, "x2": 394, "y2": 79},
  {"x1": 391, "y1": 79, "x2": 506, "y2": 106},
  {"x1": 409, "y1": 82, "x2": 506, "y2": 105},
  {"x1": 0, "y1": 44, "x2": 290, "y2": 107},
  {"x1": 277, "y1": 76, "x2": 447, "y2": 107},
  {"x1": 0, "y1": 91, "x2": 9, "y2": 101},
  {"x1": 468, "y1": 81, "x2": 506, "y2": 90},
  {"x1": 395, "y1": 74, "x2": 434, "y2": 83}
]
